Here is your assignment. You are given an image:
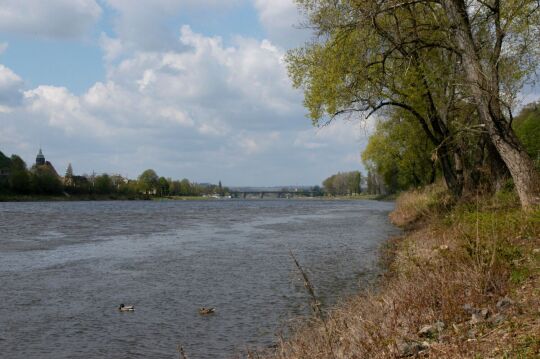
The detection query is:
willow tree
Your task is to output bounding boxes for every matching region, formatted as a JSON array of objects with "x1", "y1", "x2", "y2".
[
  {"x1": 441, "y1": 0, "x2": 540, "y2": 207},
  {"x1": 288, "y1": 0, "x2": 471, "y2": 196},
  {"x1": 289, "y1": 0, "x2": 540, "y2": 207},
  {"x1": 362, "y1": 111, "x2": 437, "y2": 192}
]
